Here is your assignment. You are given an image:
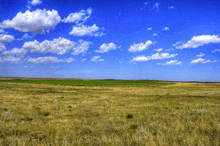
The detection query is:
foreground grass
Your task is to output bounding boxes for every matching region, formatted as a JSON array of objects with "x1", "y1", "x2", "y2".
[
  {"x1": 0, "y1": 80, "x2": 219, "y2": 145},
  {"x1": 0, "y1": 78, "x2": 174, "y2": 86}
]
